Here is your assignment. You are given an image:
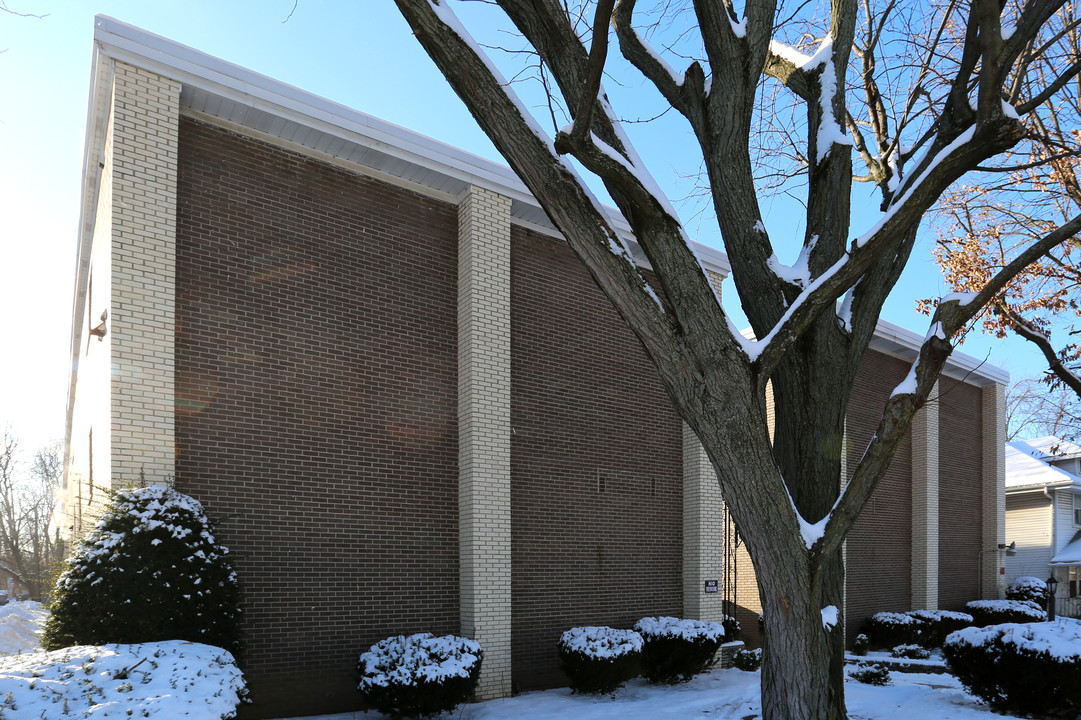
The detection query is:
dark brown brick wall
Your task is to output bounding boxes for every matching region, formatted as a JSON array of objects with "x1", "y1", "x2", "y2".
[
  {"x1": 938, "y1": 378, "x2": 983, "y2": 610},
  {"x1": 173, "y1": 119, "x2": 460, "y2": 718},
  {"x1": 509, "y1": 227, "x2": 683, "y2": 690},
  {"x1": 845, "y1": 350, "x2": 914, "y2": 642}
]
